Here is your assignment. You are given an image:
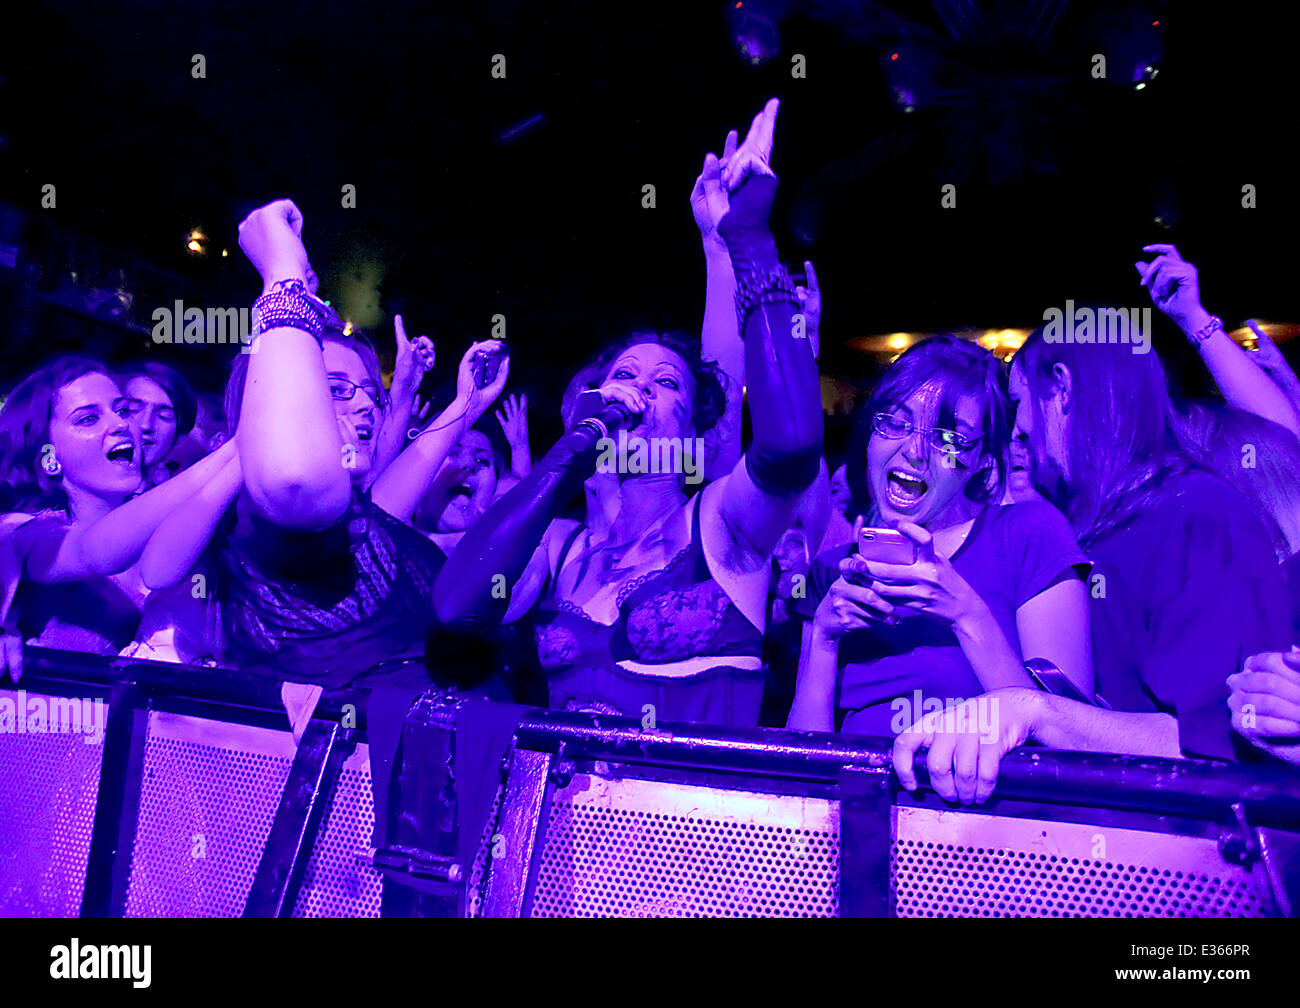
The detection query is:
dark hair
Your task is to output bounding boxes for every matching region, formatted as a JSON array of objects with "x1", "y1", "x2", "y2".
[
  {"x1": 1177, "y1": 401, "x2": 1300, "y2": 561},
  {"x1": 1015, "y1": 317, "x2": 1191, "y2": 548},
  {"x1": 0, "y1": 355, "x2": 119, "y2": 513},
  {"x1": 463, "y1": 423, "x2": 508, "y2": 477},
  {"x1": 845, "y1": 336, "x2": 1011, "y2": 520},
  {"x1": 224, "y1": 326, "x2": 387, "y2": 436},
  {"x1": 117, "y1": 361, "x2": 197, "y2": 438},
  {"x1": 570, "y1": 330, "x2": 728, "y2": 437}
]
